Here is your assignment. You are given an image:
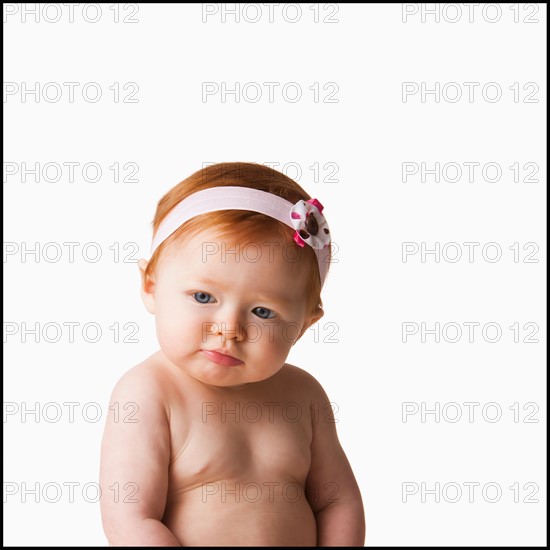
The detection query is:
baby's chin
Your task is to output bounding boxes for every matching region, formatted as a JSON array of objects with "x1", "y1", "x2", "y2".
[
  {"x1": 187, "y1": 366, "x2": 274, "y2": 389},
  {"x1": 185, "y1": 362, "x2": 282, "y2": 389}
]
